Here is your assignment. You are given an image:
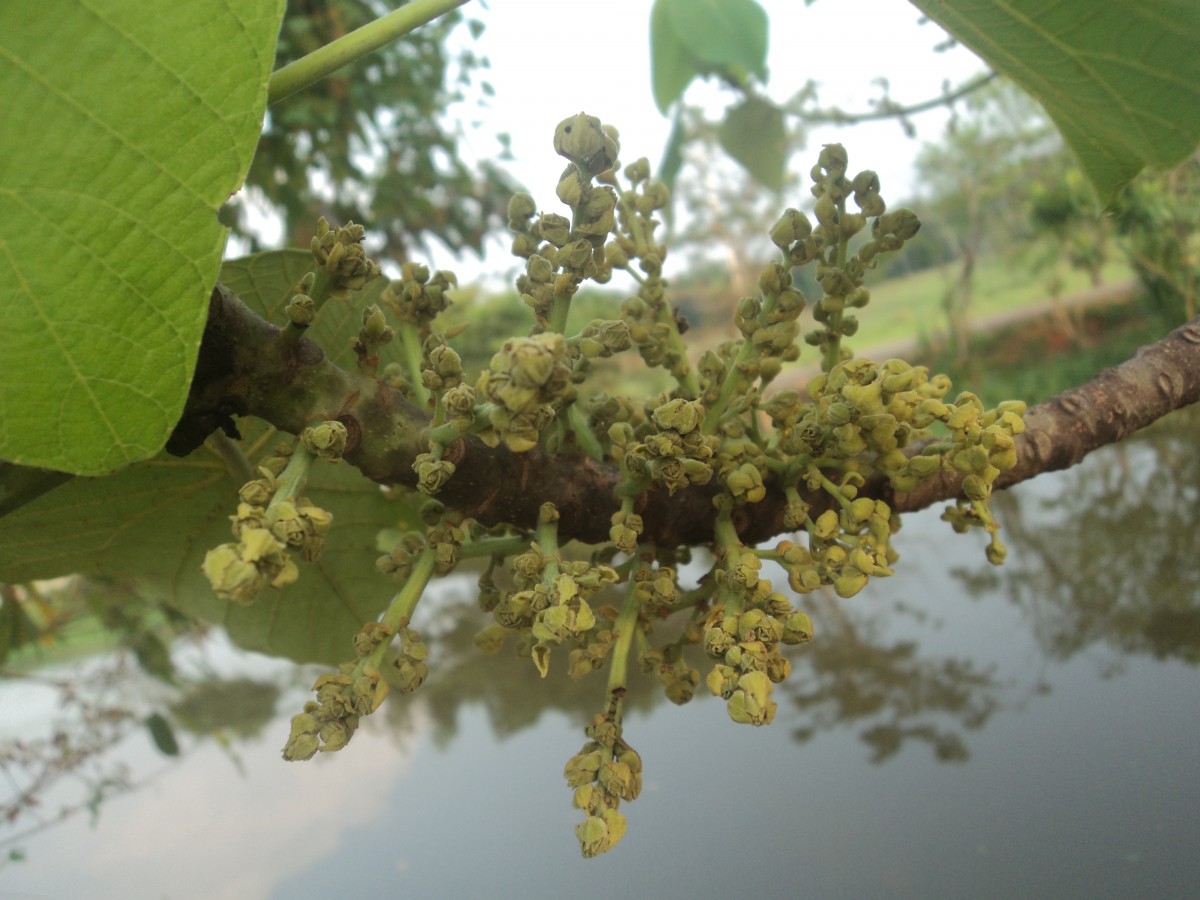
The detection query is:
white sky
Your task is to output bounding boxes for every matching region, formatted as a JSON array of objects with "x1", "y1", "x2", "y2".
[{"x1": 429, "y1": 0, "x2": 990, "y2": 279}]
